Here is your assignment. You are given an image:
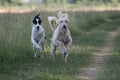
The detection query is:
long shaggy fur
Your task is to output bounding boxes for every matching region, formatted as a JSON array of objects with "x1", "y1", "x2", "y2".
[
  {"x1": 48, "y1": 16, "x2": 57, "y2": 31},
  {"x1": 48, "y1": 11, "x2": 72, "y2": 63}
]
